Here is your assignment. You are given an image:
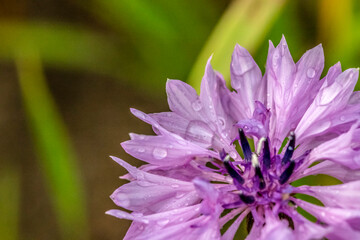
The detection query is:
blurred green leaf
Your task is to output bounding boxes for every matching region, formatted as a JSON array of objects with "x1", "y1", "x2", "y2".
[
  {"x1": 318, "y1": 0, "x2": 354, "y2": 66},
  {"x1": 188, "y1": 0, "x2": 287, "y2": 91},
  {"x1": 0, "y1": 166, "x2": 20, "y2": 240},
  {"x1": 87, "y1": 0, "x2": 225, "y2": 92},
  {"x1": 0, "y1": 21, "x2": 130, "y2": 78},
  {"x1": 16, "y1": 46, "x2": 89, "y2": 240}
]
